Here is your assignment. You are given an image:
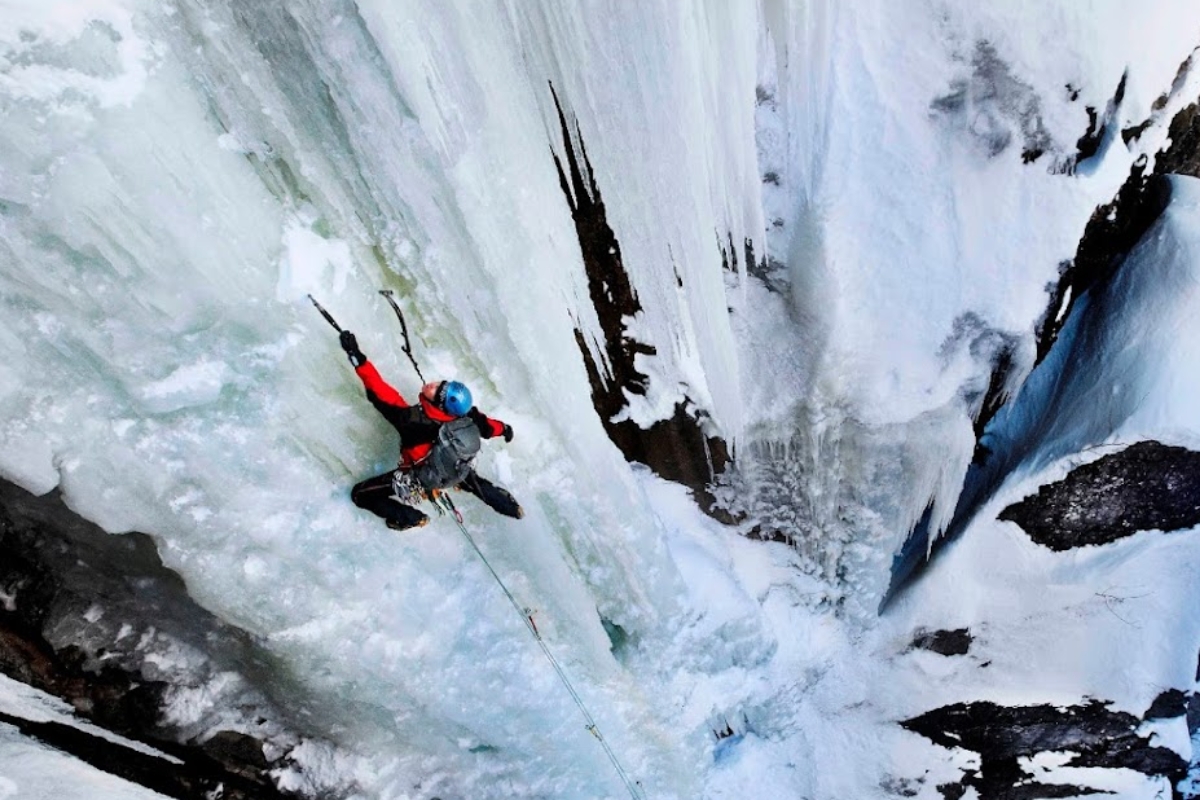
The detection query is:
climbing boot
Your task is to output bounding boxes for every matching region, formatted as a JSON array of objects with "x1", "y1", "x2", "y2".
[{"x1": 387, "y1": 514, "x2": 429, "y2": 532}]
